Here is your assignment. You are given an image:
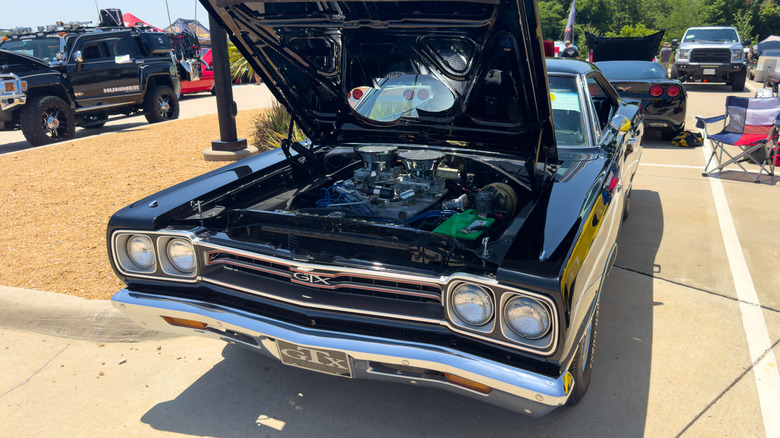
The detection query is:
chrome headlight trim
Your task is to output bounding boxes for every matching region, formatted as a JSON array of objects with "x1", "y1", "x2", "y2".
[
  {"x1": 159, "y1": 237, "x2": 197, "y2": 276},
  {"x1": 503, "y1": 296, "x2": 551, "y2": 340},
  {"x1": 111, "y1": 230, "x2": 200, "y2": 282},
  {"x1": 125, "y1": 235, "x2": 156, "y2": 272},
  {"x1": 447, "y1": 283, "x2": 495, "y2": 332},
  {"x1": 443, "y1": 275, "x2": 558, "y2": 355}
]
